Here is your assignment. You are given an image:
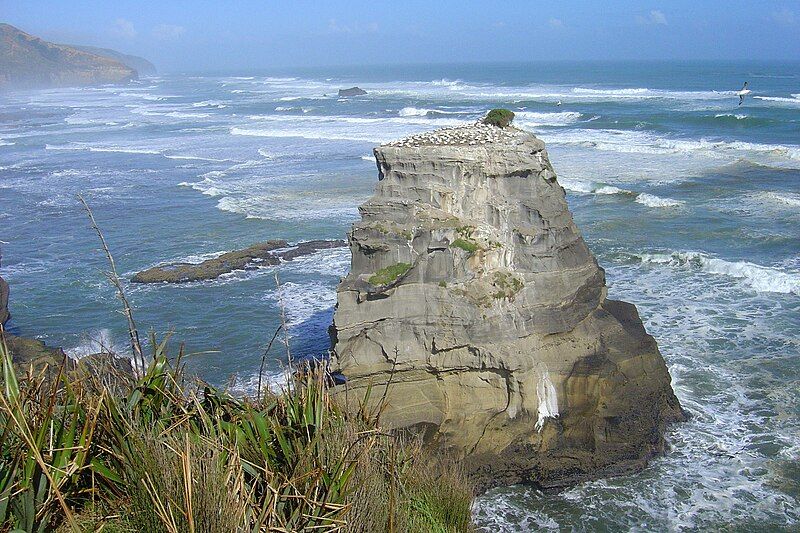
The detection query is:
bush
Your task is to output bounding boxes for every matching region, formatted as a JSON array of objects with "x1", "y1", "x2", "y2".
[{"x1": 482, "y1": 108, "x2": 515, "y2": 128}]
